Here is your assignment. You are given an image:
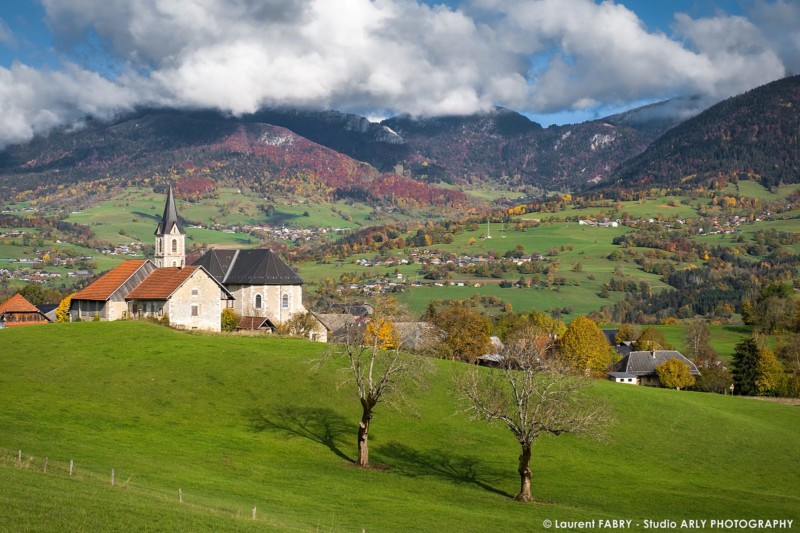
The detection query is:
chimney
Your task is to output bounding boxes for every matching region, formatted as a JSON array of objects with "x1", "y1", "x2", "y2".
[{"x1": 651, "y1": 350, "x2": 656, "y2": 358}]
